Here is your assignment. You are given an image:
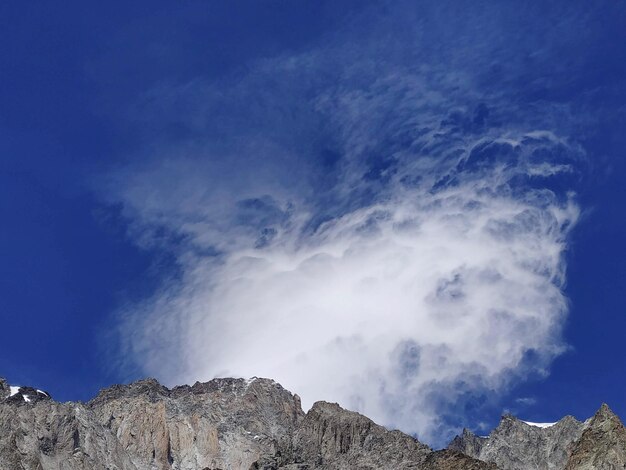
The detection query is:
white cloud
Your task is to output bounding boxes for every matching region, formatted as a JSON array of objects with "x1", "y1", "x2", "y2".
[
  {"x1": 110, "y1": 138, "x2": 579, "y2": 445},
  {"x1": 102, "y1": 3, "x2": 585, "y2": 446}
]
